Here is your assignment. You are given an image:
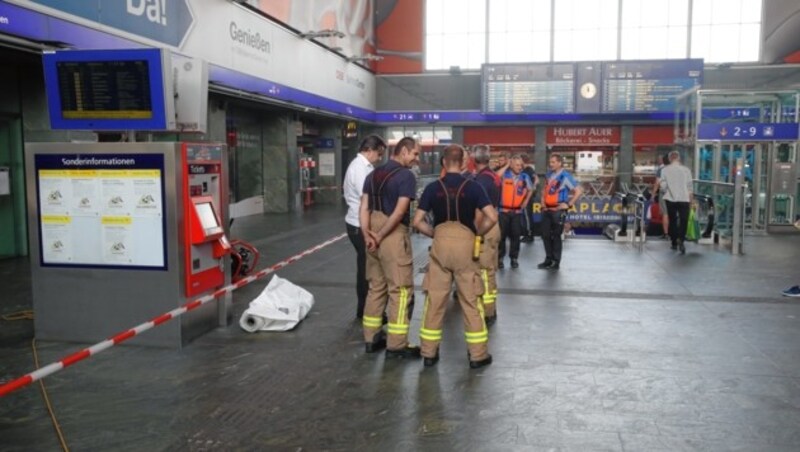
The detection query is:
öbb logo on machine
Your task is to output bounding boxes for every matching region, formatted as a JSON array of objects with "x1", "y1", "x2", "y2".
[{"x1": 127, "y1": 0, "x2": 168, "y2": 26}]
